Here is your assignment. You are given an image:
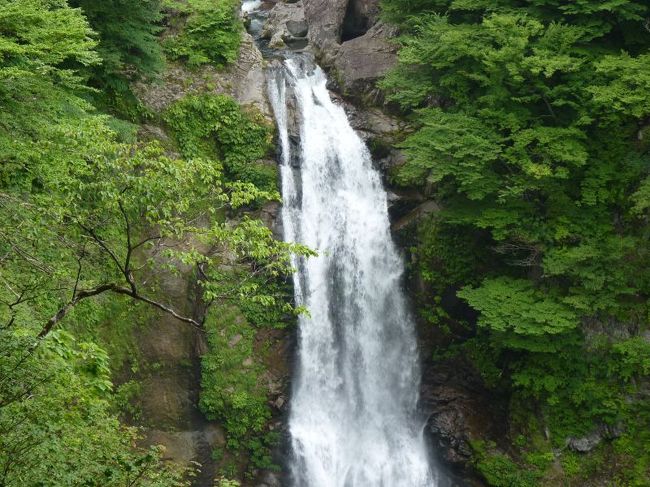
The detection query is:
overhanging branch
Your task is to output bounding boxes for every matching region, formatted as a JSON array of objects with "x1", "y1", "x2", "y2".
[{"x1": 38, "y1": 283, "x2": 203, "y2": 339}]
